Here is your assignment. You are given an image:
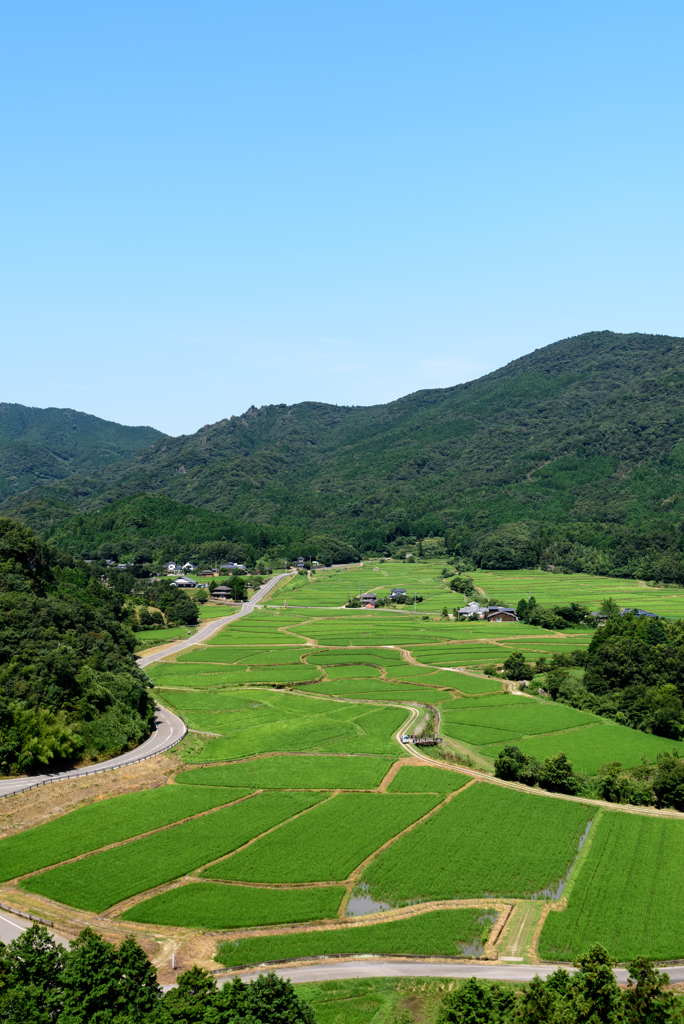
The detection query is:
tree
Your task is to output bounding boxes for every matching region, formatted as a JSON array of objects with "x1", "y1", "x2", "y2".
[
  {"x1": 153, "y1": 965, "x2": 217, "y2": 1023},
  {"x1": 652, "y1": 753, "x2": 684, "y2": 811},
  {"x1": 503, "y1": 652, "x2": 529, "y2": 681},
  {"x1": 572, "y1": 944, "x2": 625, "y2": 1024},
  {"x1": 622, "y1": 956, "x2": 680, "y2": 1024},
  {"x1": 599, "y1": 598, "x2": 621, "y2": 619},
  {"x1": 539, "y1": 752, "x2": 578, "y2": 795},
  {"x1": 117, "y1": 935, "x2": 161, "y2": 1020},
  {"x1": 515, "y1": 974, "x2": 559, "y2": 1023},
  {"x1": 243, "y1": 971, "x2": 316, "y2": 1024},
  {"x1": 436, "y1": 976, "x2": 515, "y2": 1024},
  {"x1": 58, "y1": 927, "x2": 131, "y2": 1024},
  {"x1": 0, "y1": 924, "x2": 64, "y2": 1024}
]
